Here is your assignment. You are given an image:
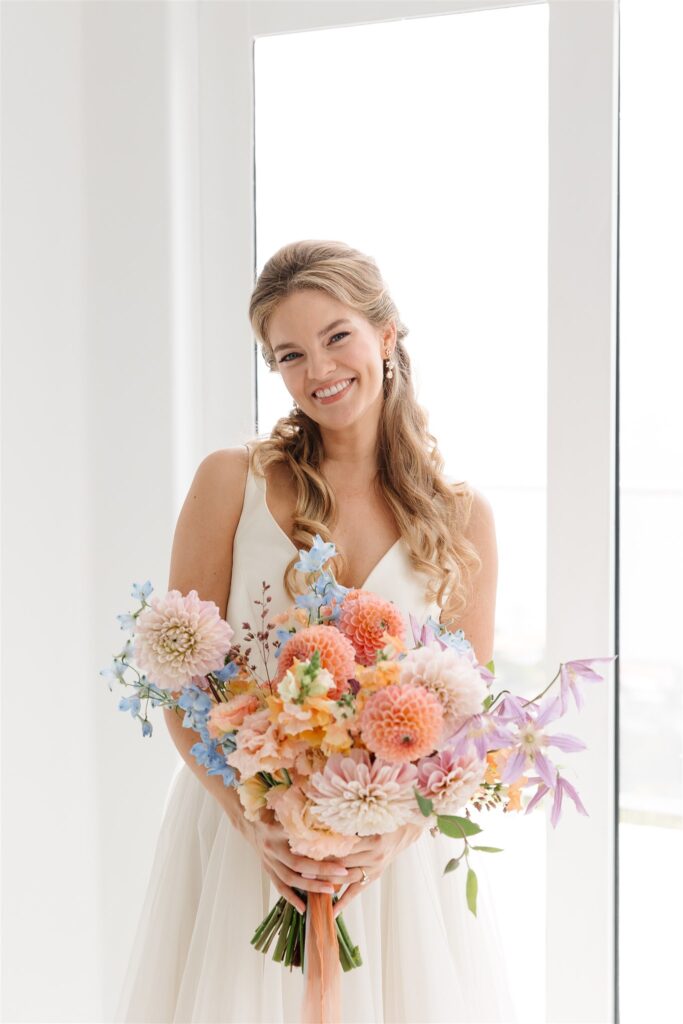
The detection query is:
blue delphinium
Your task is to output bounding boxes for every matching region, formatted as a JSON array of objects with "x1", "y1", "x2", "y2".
[
  {"x1": 176, "y1": 683, "x2": 237, "y2": 786},
  {"x1": 293, "y1": 534, "x2": 336, "y2": 574}
]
